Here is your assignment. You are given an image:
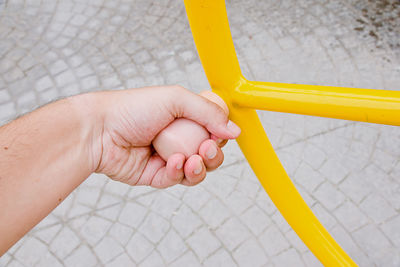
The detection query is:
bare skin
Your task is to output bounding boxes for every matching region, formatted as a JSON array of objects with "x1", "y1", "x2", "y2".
[{"x1": 0, "y1": 85, "x2": 241, "y2": 255}]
